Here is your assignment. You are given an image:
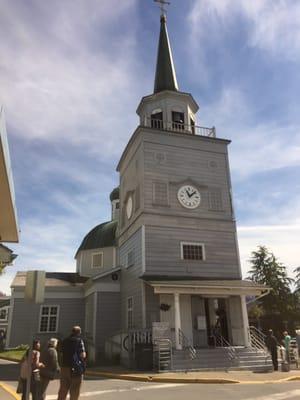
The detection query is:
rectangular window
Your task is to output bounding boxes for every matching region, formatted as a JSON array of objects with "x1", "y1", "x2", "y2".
[
  {"x1": 209, "y1": 190, "x2": 223, "y2": 211},
  {"x1": 172, "y1": 111, "x2": 184, "y2": 130},
  {"x1": 92, "y1": 252, "x2": 103, "y2": 268},
  {"x1": 153, "y1": 181, "x2": 169, "y2": 206},
  {"x1": 0, "y1": 307, "x2": 8, "y2": 321},
  {"x1": 181, "y1": 242, "x2": 205, "y2": 261},
  {"x1": 127, "y1": 297, "x2": 133, "y2": 329},
  {"x1": 127, "y1": 250, "x2": 135, "y2": 268},
  {"x1": 39, "y1": 305, "x2": 59, "y2": 333}
]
